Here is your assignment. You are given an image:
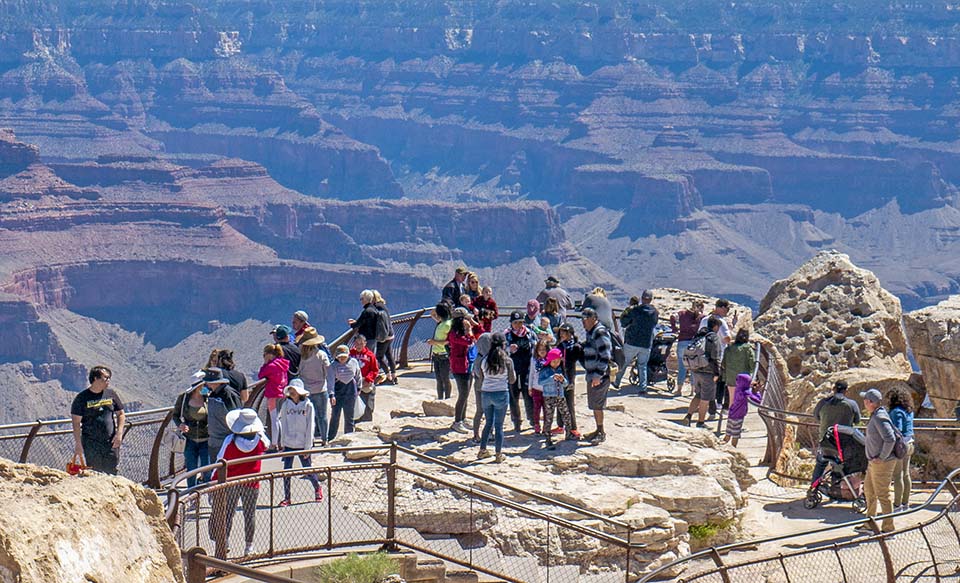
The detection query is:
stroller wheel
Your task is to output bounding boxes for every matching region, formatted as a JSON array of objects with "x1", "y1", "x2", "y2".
[
  {"x1": 803, "y1": 488, "x2": 822, "y2": 510},
  {"x1": 852, "y1": 494, "x2": 867, "y2": 514},
  {"x1": 667, "y1": 377, "x2": 676, "y2": 391}
]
